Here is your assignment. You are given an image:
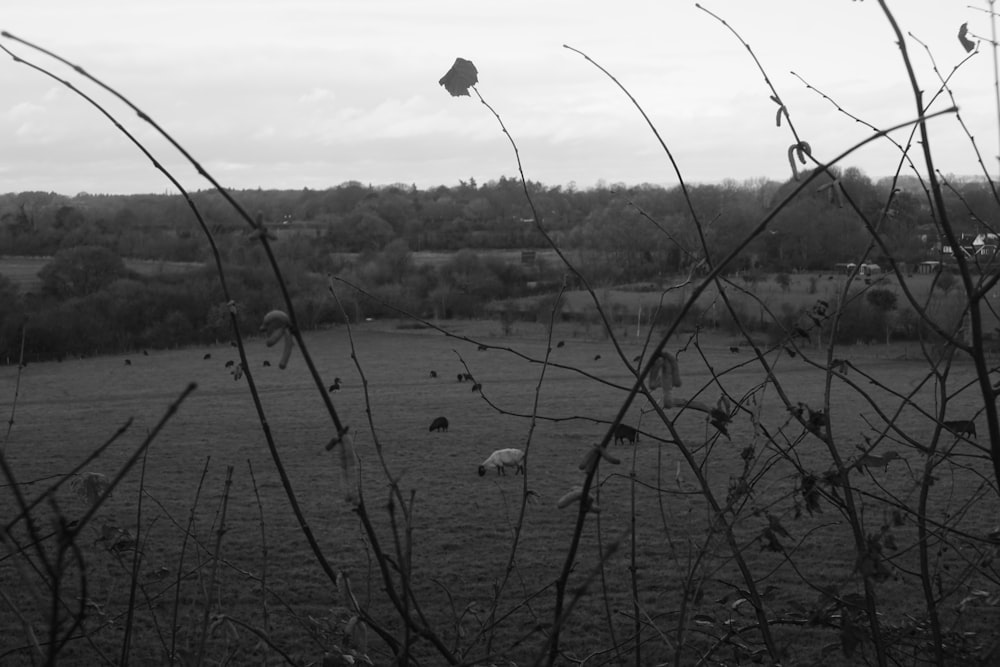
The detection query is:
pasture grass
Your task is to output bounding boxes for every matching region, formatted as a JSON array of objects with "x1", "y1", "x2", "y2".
[{"x1": 1, "y1": 322, "x2": 998, "y2": 664}]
